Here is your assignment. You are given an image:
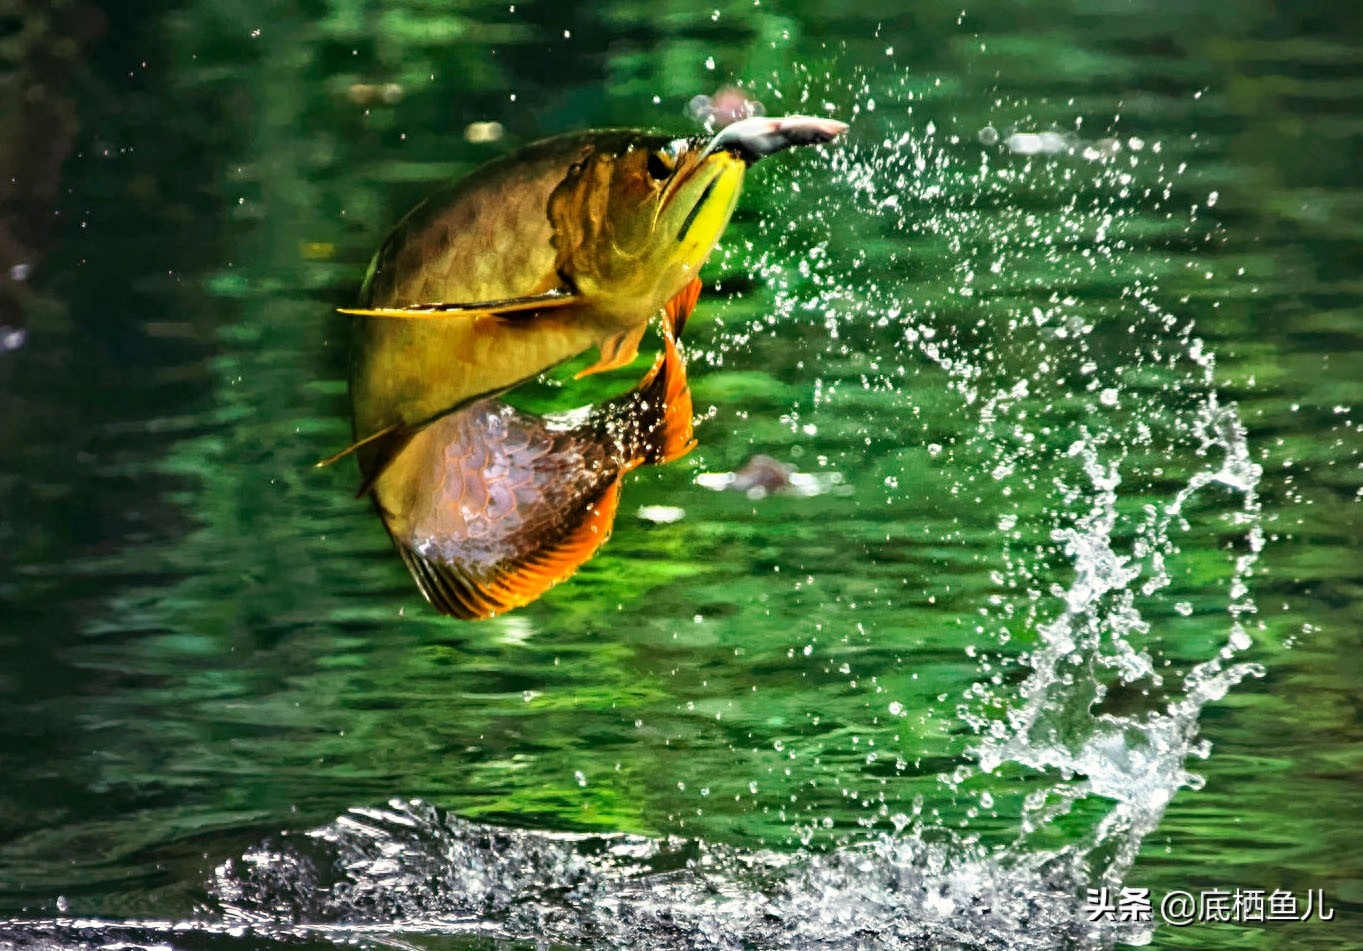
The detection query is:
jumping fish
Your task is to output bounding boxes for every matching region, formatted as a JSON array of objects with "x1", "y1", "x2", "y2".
[{"x1": 327, "y1": 115, "x2": 849, "y2": 616}]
